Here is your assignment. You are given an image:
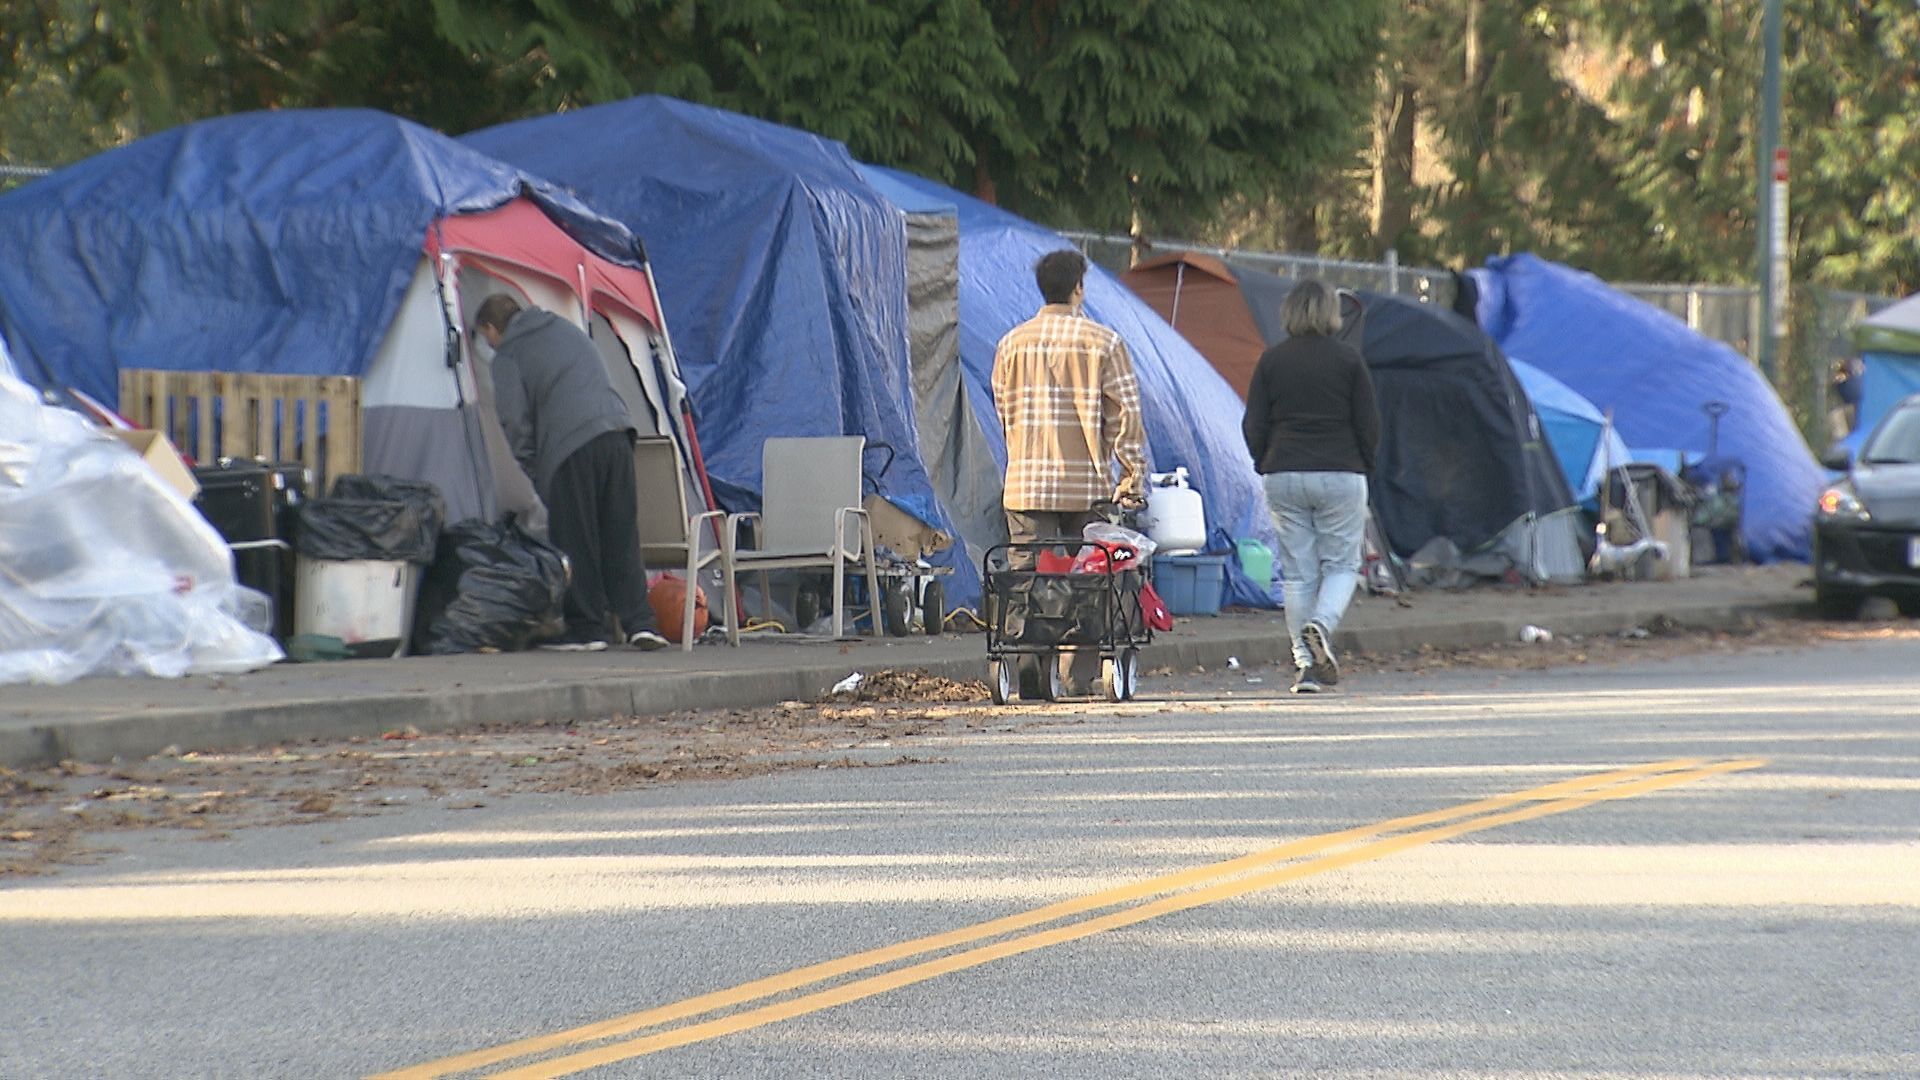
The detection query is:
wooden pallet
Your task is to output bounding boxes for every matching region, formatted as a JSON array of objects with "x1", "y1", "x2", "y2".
[{"x1": 118, "y1": 369, "x2": 361, "y2": 488}]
